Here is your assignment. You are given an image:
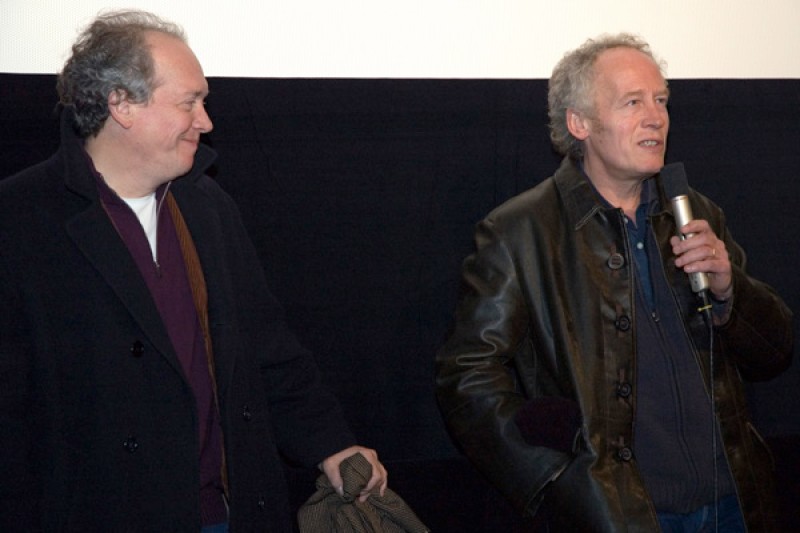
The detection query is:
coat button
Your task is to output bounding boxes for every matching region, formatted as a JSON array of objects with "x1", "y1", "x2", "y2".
[
  {"x1": 617, "y1": 447, "x2": 633, "y2": 462},
  {"x1": 257, "y1": 497, "x2": 266, "y2": 510},
  {"x1": 123, "y1": 436, "x2": 139, "y2": 453},
  {"x1": 607, "y1": 253, "x2": 625, "y2": 270},
  {"x1": 614, "y1": 315, "x2": 631, "y2": 331},
  {"x1": 616, "y1": 382, "x2": 632, "y2": 398},
  {"x1": 130, "y1": 340, "x2": 144, "y2": 358},
  {"x1": 242, "y1": 405, "x2": 252, "y2": 421}
]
